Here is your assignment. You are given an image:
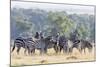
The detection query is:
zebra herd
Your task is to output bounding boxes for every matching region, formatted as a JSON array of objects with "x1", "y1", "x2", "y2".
[{"x1": 11, "y1": 32, "x2": 94, "y2": 55}]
